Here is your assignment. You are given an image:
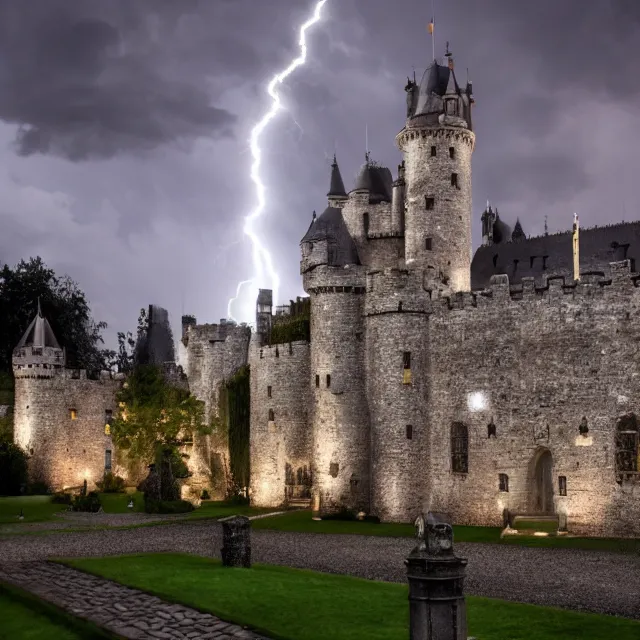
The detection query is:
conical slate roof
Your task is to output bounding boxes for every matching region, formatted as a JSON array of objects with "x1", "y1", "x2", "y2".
[
  {"x1": 512, "y1": 219, "x2": 526, "y2": 242},
  {"x1": 300, "y1": 206, "x2": 359, "y2": 265},
  {"x1": 15, "y1": 301, "x2": 61, "y2": 350},
  {"x1": 327, "y1": 155, "x2": 347, "y2": 198},
  {"x1": 352, "y1": 160, "x2": 393, "y2": 202}
]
